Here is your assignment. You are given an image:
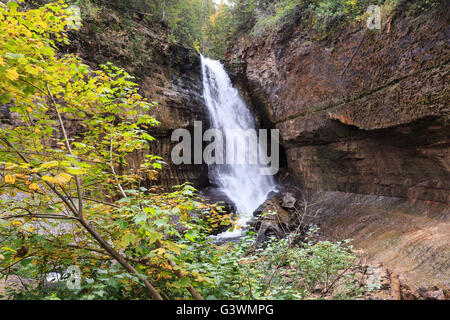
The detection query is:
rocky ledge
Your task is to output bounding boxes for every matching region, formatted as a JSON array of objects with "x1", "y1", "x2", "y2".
[{"x1": 227, "y1": 4, "x2": 449, "y2": 294}]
